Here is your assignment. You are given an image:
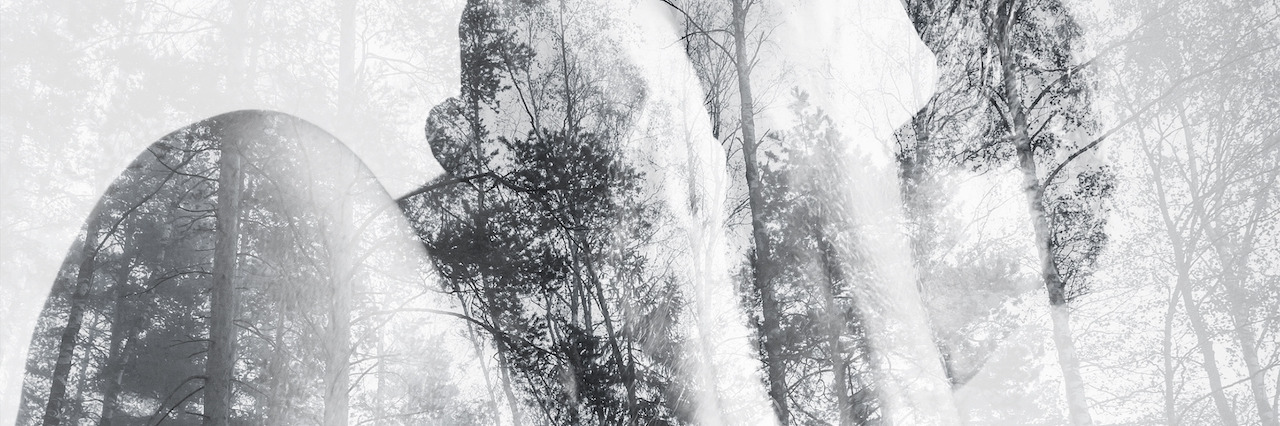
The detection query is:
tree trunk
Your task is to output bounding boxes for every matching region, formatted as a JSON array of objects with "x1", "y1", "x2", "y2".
[
  {"x1": 41, "y1": 211, "x2": 103, "y2": 426},
  {"x1": 323, "y1": 196, "x2": 353, "y2": 426},
  {"x1": 324, "y1": 4, "x2": 359, "y2": 411},
  {"x1": 1224, "y1": 286, "x2": 1276, "y2": 426},
  {"x1": 624, "y1": 297, "x2": 639, "y2": 426},
  {"x1": 330, "y1": 4, "x2": 358, "y2": 421},
  {"x1": 323, "y1": 141, "x2": 372, "y2": 425},
  {"x1": 729, "y1": 0, "x2": 788, "y2": 422},
  {"x1": 205, "y1": 126, "x2": 244, "y2": 426},
  {"x1": 1162, "y1": 287, "x2": 1179, "y2": 426},
  {"x1": 1179, "y1": 274, "x2": 1240, "y2": 426},
  {"x1": 1203, "y1": 154, "x2": 1278, "y2": 426},
  {"x1": 1045, "y1": 305, "x2": 1092, "y2": 426},
  {"x1": 266, "y1": 296, "x2": 289, "y2": 424},
  {"x1": 374, "y1": 335, "x2": 386, "y2": 426},
  {"x1": 578, "y1": 235, "x2": 635, "y2": 420},
  {"x1": 897, "y1": 104, "x2": 965, "y2": 387},
  {"x1": 1144, "y1": 132, "x2": 1238, "y2": 426},
  {"x1": 206, "y1": 1, "x2": 248, "y2": 419},
  {"x1": 1213, "y1": 228, "x2": 1277, "y2": 426},
  {"x1": 996, "y1": 1, "x2": 1093, "y2": 424},
  {"x1": 1173, "y1": 104, "x2": 1270, "y2": 426},
  {"x1": 900, "y1": 108, "x2": 935, "y2": 223},
  {"x1": 1208, "y1": 220, "x2": 1276, "y2": 426},
  {"x1": 323, "y1": 278, "x2": 352, "y2": 426},
  {"x1": 475, "y1": 188, "x2": 524, "y2": 426},
  {"x1": 817, "y1": 225, "x2": 852, "y2": 426},
  {"x1": 1140, "y1": 119, "x2": 1183, "y2": 426},
  {"x1": 459, "y1": 296, "x2": 503, "y2": 426},
  {"x1": 98, "y1": 259, "x2": 139, "y2": 426},
  {"x1": 489, "y1": 292, "x2": 524, "y2": 426},
  {"x1": 68, "y1": 328, "x2": 94, "y2": 426}
]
